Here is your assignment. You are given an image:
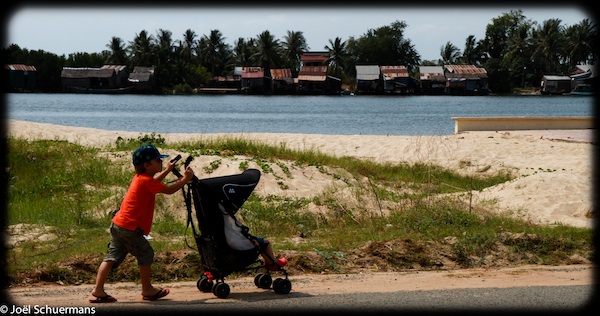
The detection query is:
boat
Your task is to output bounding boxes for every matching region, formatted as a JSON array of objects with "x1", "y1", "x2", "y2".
[
  {"x1": 73, "y1": 86, "x2": 134, "y2": 94},
  {"x1": 570, "y1": 84, "x2": 594, "y2": 96}
]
